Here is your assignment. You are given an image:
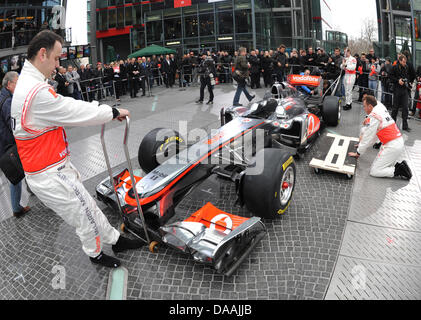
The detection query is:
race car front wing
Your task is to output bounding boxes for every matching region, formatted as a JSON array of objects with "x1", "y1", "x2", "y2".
[{"x1": 160, "y1": 202, "x2": 266, "y2": 277}]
